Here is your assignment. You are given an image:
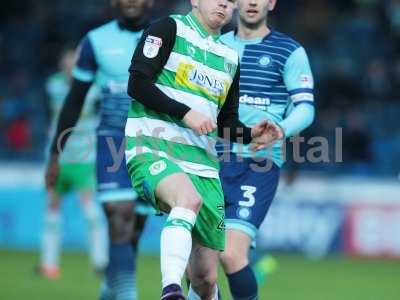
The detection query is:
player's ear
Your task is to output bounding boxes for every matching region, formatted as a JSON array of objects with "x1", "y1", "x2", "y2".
[
  {"x1": 191, "y1": 0, "x2": 199, "y2": 9},
  {"x1": 267, "y1": 0, "x2": 277, "y2": 11}
]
